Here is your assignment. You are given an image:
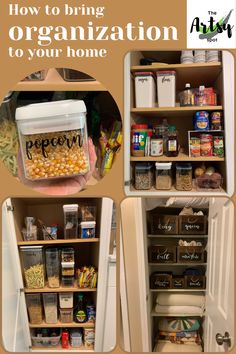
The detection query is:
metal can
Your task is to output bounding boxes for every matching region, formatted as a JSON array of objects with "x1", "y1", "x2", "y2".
[
  {"x1": 190, "y1": 137, "x2": 200, "y2": 157},
  {"x1": 200, "y1": 134, "x2": 213, "y2": 156},
  {"x1": 211, "y1": 112, "x2": 222, "y2": 130},
  {"x1": 213, "y1": 136, "x2": 224, "y2": 157}
]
